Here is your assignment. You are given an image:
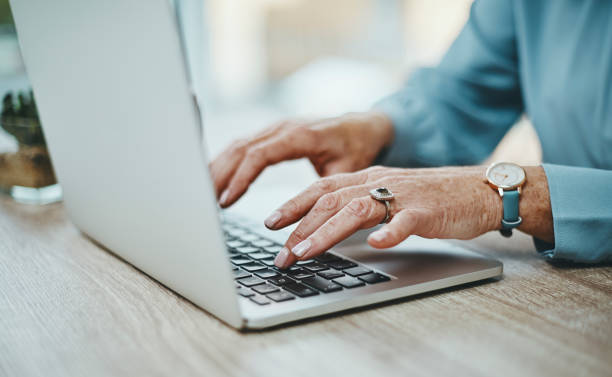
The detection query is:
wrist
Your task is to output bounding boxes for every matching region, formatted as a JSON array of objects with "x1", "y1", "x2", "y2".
[
  {"x1": 336, "y1": 111, "x2": 395, "y2": 167},
  {"x1": 482, "y1": 164, "x2": 554, "y2": 242},
  {"x1": 366, "y1": 111, "x2": 395, "y2": 148},
  {"x1": 480, "y1": 167, "x2": 505, "y2": 233},
  {"x1": 341, "y1": 111, "x2": 394, "y2": 148},
  {"x1": 518, "y1": 166, "x2": 554, "y2": 242}
]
